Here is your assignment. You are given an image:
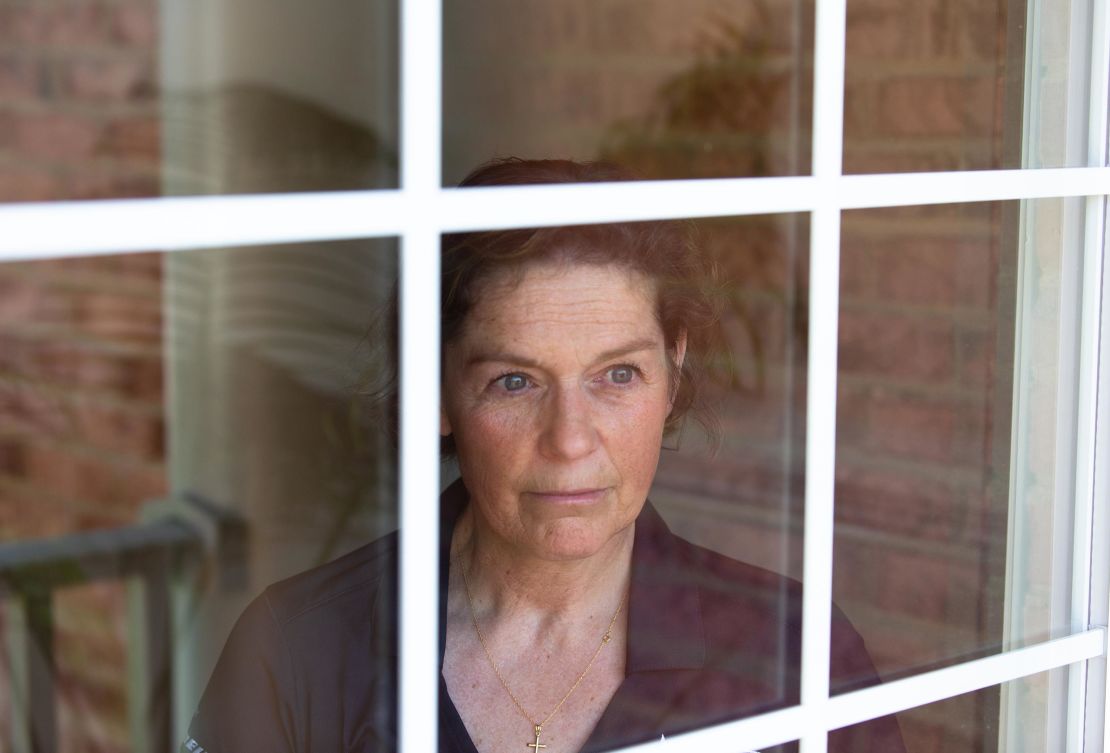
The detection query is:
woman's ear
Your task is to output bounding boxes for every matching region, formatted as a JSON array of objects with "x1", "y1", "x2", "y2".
[
  {"x1": 668, "y1": 329, "x2": 688, "y2": 410},
  {"x1": 672, "y1": 329, "x2": 688, "y2": 371}
]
